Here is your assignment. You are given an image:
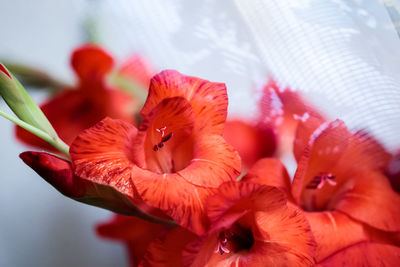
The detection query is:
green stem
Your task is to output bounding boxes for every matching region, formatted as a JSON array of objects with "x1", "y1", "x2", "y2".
[{"x1": 0, "y1": 109, "x2": 70, "y2": 157}]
